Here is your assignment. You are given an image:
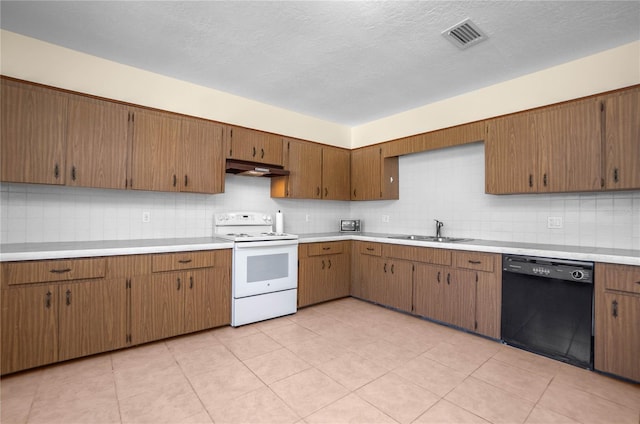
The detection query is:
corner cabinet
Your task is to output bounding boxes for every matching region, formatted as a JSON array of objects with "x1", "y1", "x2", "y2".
[
  {"x1": 226, "y1": 126, "x2": 283, "y2": 166},
  {"x1": 351, "y1": 146, "x2": 398, "y2": 200},
  {"x1": 594, "y1": 263, "x2": 640, "y2": 382},
  {"x1": 298, "y1": 241, "x2": 351, "y2": 307},
  {"x1": 271, "y1": 139, "x2": 350, "y2": 200}
]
